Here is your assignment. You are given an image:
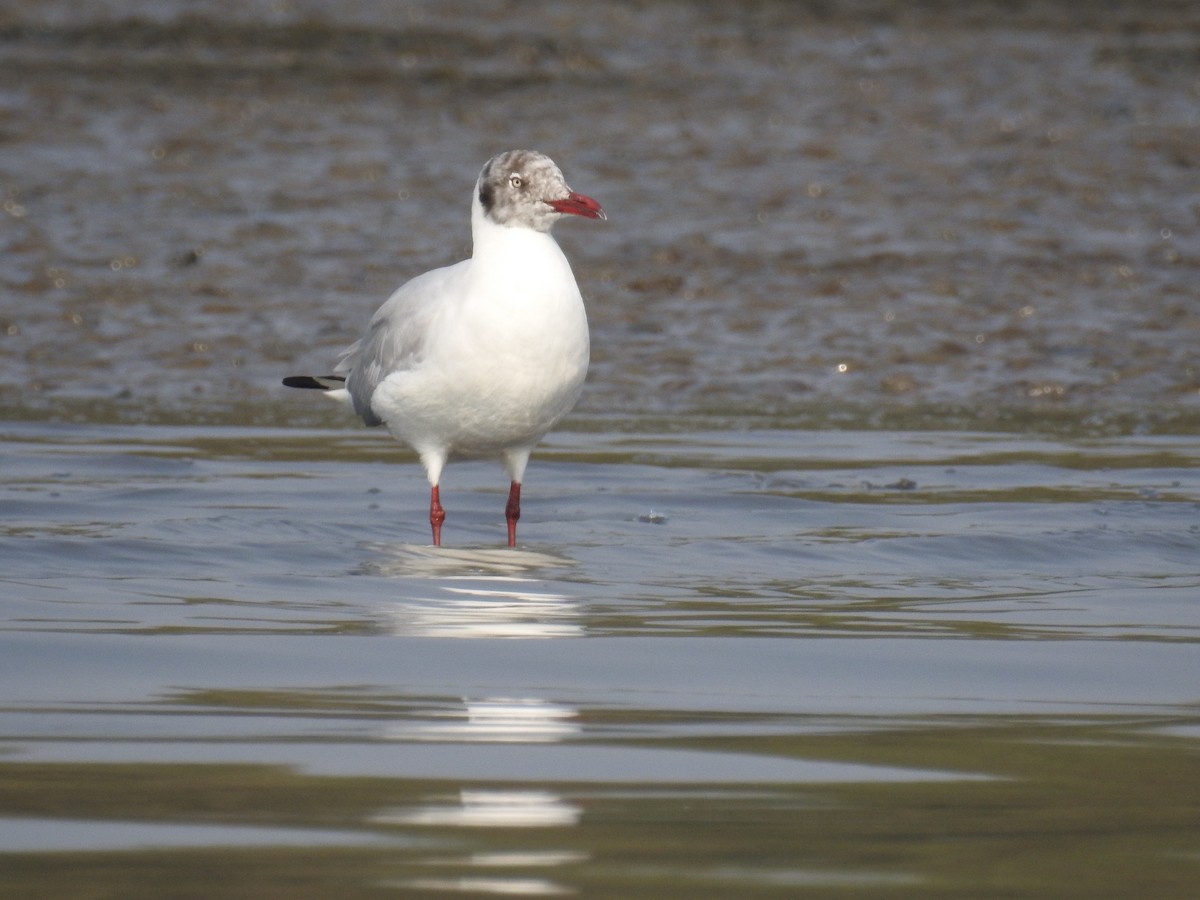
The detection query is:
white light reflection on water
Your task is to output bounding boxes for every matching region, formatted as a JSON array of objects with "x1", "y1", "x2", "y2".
[
  {"x1": 454, "y1": 852, "x2": 589, "y2": 867},
  {"x1": 387, "y1": 697, "x2": 581, "y2": 743},
  {"x1": 372, "y1": 790, "x2": 582, "y2": 829},
  {"x1": 370, "y1": 664, "x2": 588, "y2": 892},
  {"x1": 385, "y1": 845, "x2": 586, "y2": 899},
  {"x1": 387, "y1": 876, "x2": 573, "y2": 896},
  {"x1": 364, "y1": 543, "x2": 584, "y2": 639},
  {"x1": 380, "y1": 580, "x2": 583, "y2": 639}
]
